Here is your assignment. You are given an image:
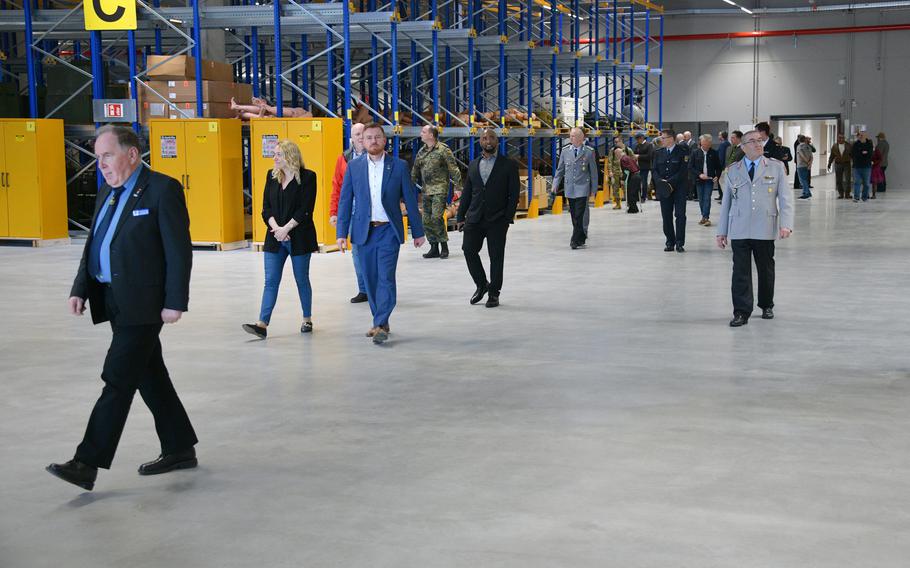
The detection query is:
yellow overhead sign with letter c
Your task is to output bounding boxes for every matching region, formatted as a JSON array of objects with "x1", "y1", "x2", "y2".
[{"x1": 84, "y1": 0, "x2": 138, "y2": 31}]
